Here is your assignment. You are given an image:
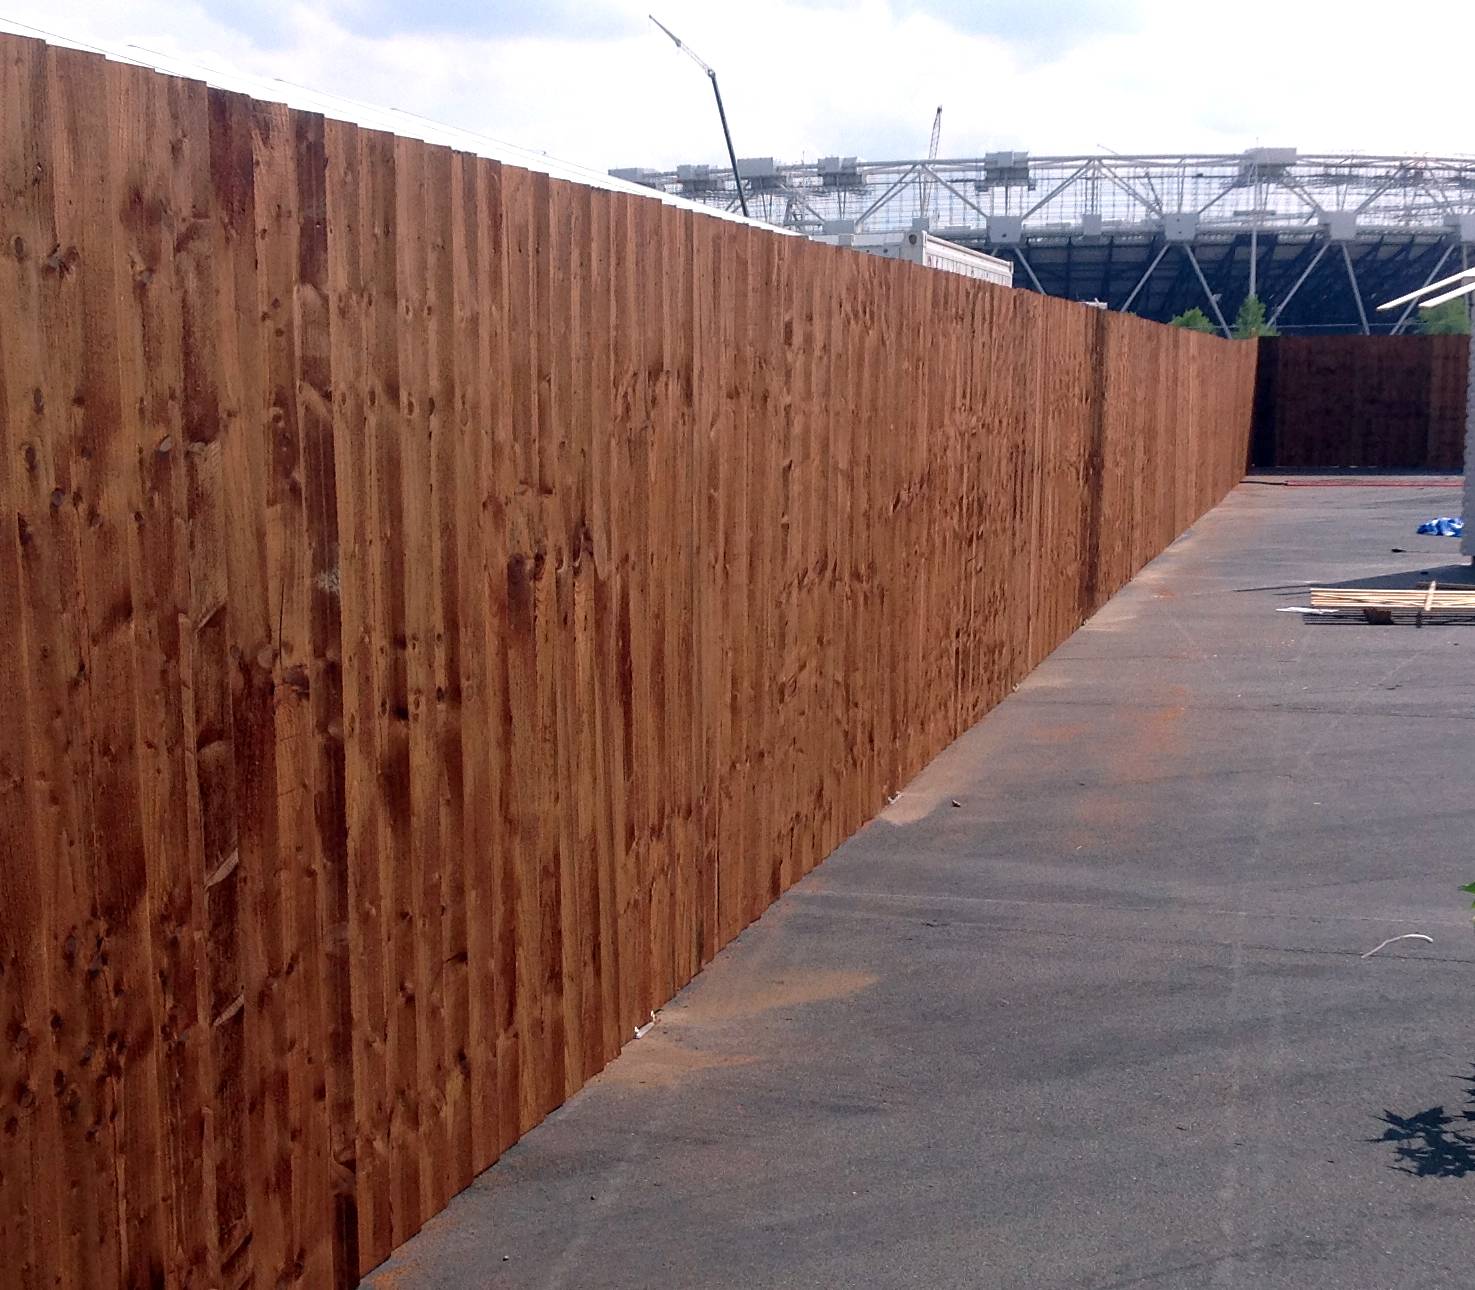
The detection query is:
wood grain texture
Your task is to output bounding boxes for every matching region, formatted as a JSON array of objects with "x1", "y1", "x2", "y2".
[
  {"x1": 1253, "y1": 335, "x2": 1469, "y2": 470},
  {"x1": 0, "y1": 30, "x2": 1258, "y2": 1288}
]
